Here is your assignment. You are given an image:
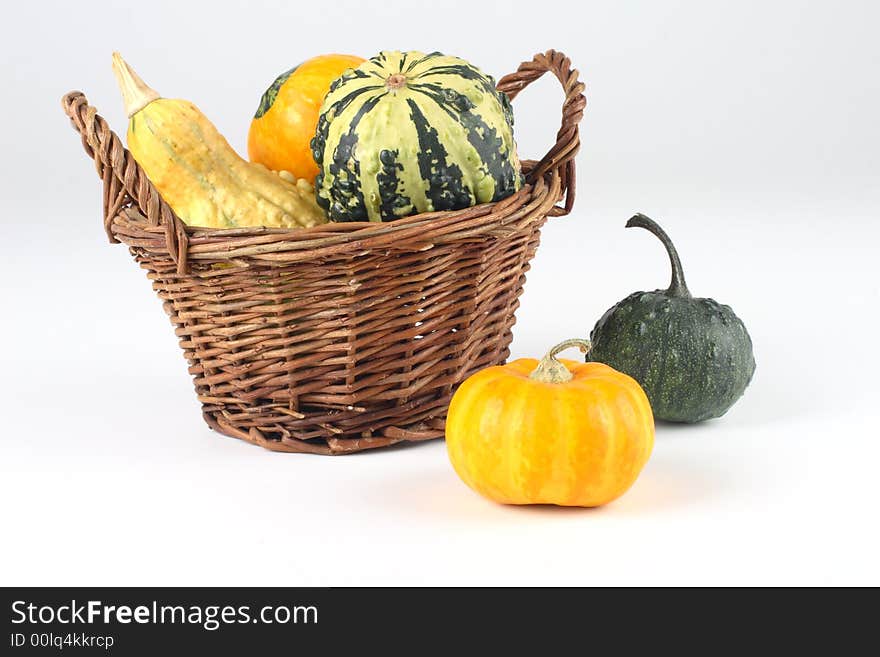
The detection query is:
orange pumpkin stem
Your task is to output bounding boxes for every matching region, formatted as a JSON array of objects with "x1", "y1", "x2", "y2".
[{"x1": 529, "y1": 339, "x2": 592, "y2": 384}]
